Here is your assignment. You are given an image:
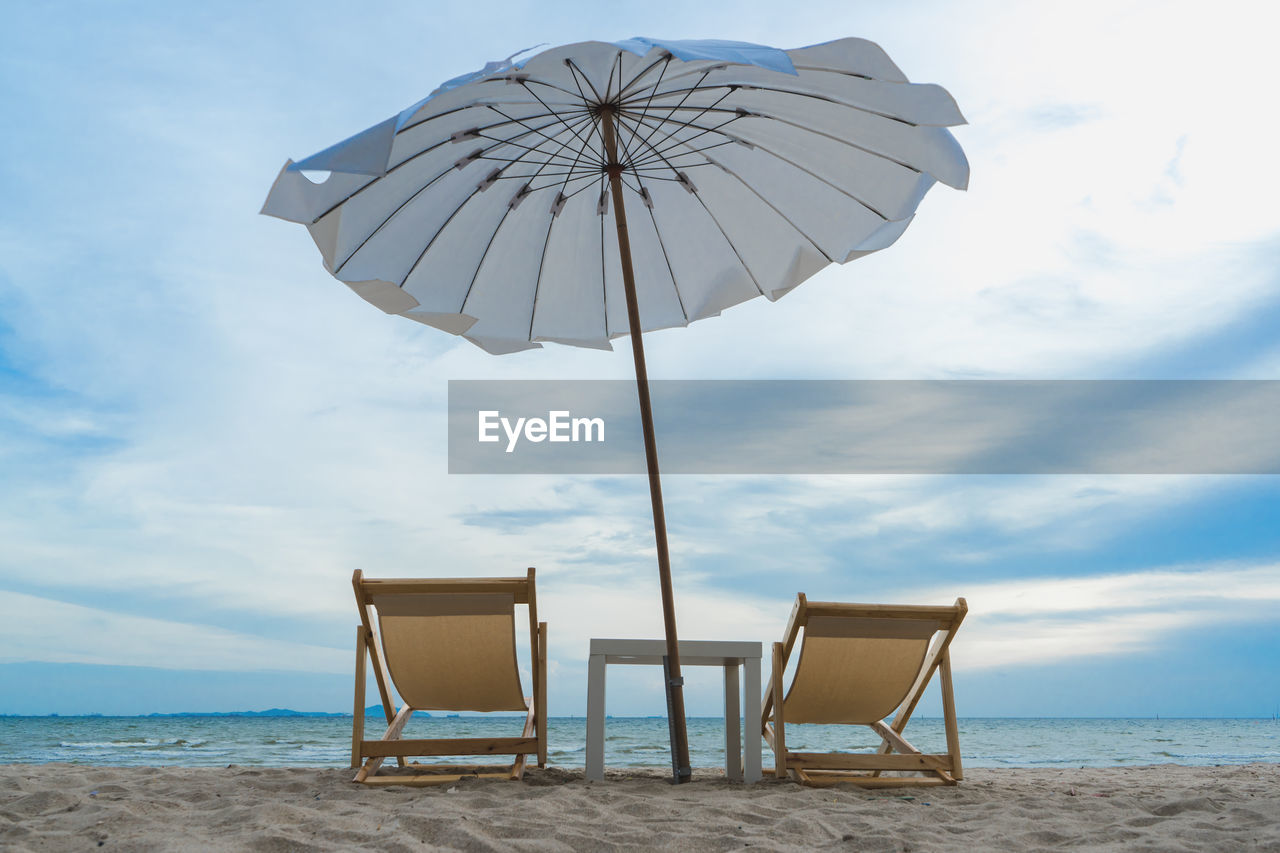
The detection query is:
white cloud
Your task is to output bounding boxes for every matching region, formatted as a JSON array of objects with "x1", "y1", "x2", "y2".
[
  {"x1": 0, "y1": 592, "x2": 348, "y2": 674},
  {"x1": 921, "y1": 562, "x2": 1280, "y2": 670}
]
